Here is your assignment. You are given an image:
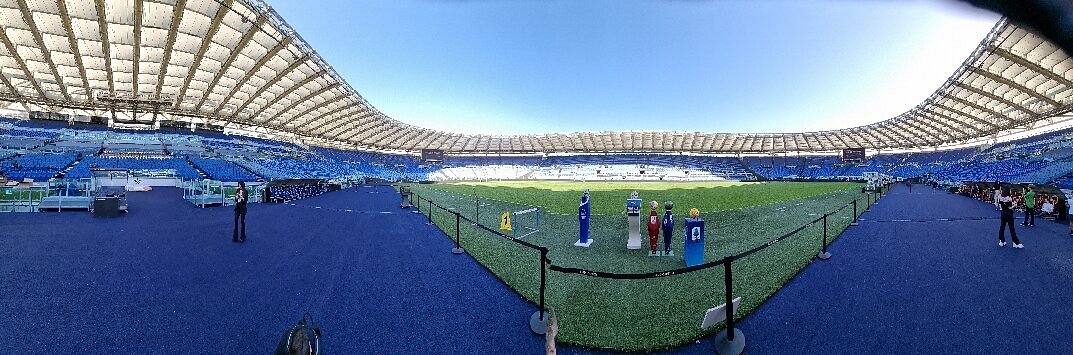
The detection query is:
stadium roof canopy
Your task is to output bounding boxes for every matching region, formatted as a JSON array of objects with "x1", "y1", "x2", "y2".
[{"x1": 1, "y1": 0, "x2": 1071, "y2": 153}]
